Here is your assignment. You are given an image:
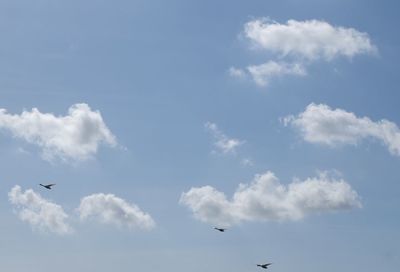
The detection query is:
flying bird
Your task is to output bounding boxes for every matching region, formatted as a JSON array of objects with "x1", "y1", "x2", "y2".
[
  {"x1": 214, "y1": 227, "x2": 226, "y2": 232},
  {"x1": 257, "y1": 263, "x2": 272, "y2": 269},
  {"x1": 39, "y1": 183, "x2": 56, "y2": 190}
]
